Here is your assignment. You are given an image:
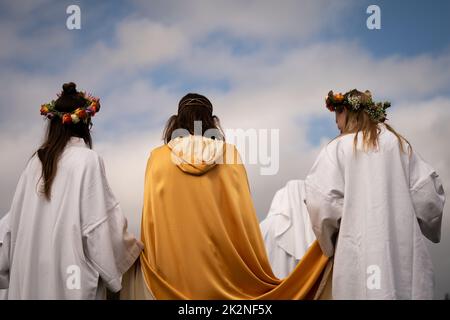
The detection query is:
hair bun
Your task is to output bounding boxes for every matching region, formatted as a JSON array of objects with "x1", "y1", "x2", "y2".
[{"x1": 62, "y1": 82, "x2": 77, "y2": 95}]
